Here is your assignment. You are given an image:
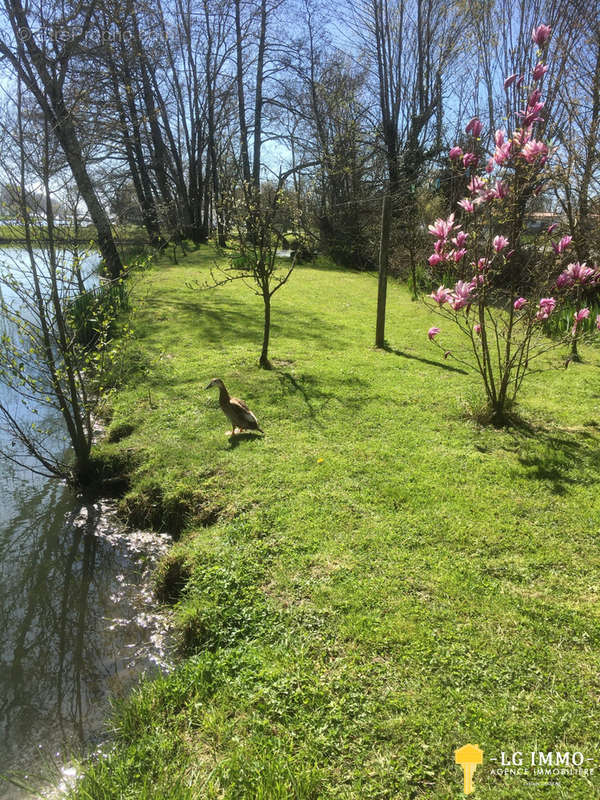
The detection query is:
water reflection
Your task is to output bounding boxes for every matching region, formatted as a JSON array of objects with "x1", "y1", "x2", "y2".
[{"x1": 0, "y1": 463, "x2": 172, "y2": 799}]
